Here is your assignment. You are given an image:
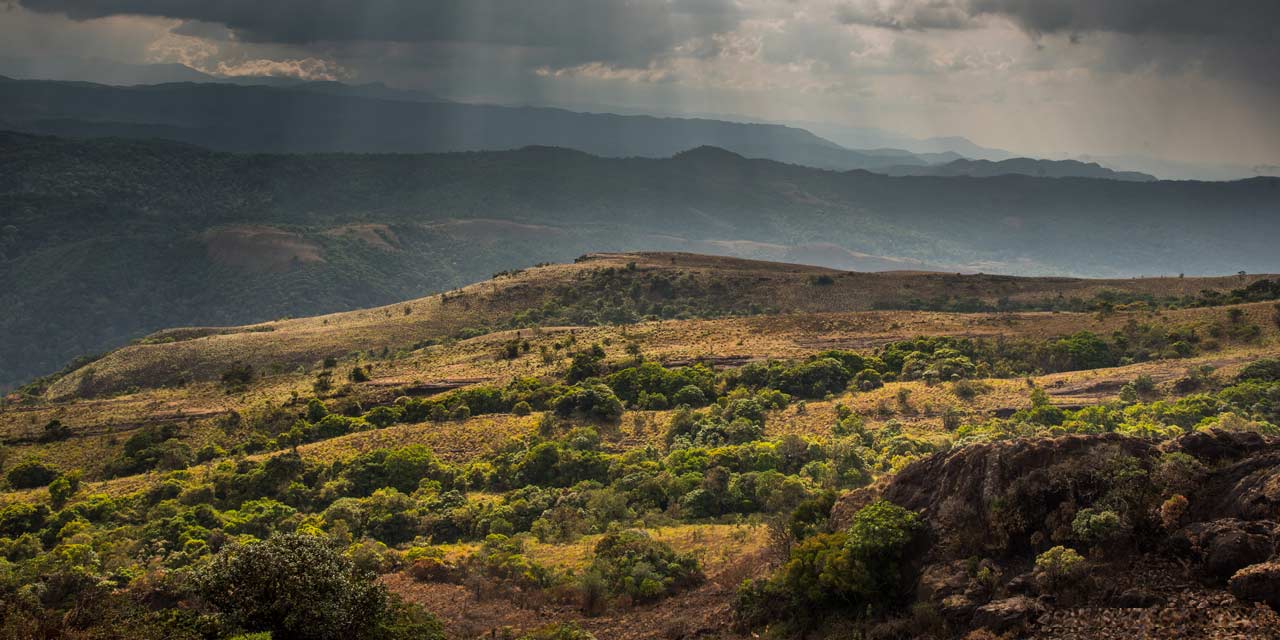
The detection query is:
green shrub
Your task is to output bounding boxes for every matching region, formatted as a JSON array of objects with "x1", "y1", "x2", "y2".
[
  {"x1": 588, "y1": 529, "x2": 702, "y2": 602},
  {"x1": 365, "y1": 405, "x2": 403, "y2": 428},
  {"x1": 6, "y1": 459, "x2": 60, "y2": 489},
  {"x1": 307, "y1": 398, "x2": 330, "y2": 422},
  {"x1": 519, "y1": 623, "x2": 596, "y2": 640},
  {"x1": 1237, "y1": 358, "x2": 1280, "y2": 383},
  {"x1": 951, "y1": 379, "x2": 987, "y2": 401},
  {"x1": 1034, "y1": 546, "x2": 1087, "y2": 593},
  {"x1": 469, "y1": 534, "x2": 555, "y2": 589},
  {"x1": 0, "y1": 502, "x2": 49, "y2": 537},
  {"x1": 733, "y1": 577, "x2": 792, "y2": 630},
  {"x1": 1070, "y1": 508, "x2": 1125, "y2": 545},
  {"x1": 196, "y1": 533, "x2": 393, "y2": 640},
  {"x1": 221, "y1": 362, "x2": 256, "y2": 390},
  {"x1": 777, "y1": 500, "x2": 921, "y2": 616},
  {"x1": 672, "y1": 384, "x2": 707, "y2": 407},
  {"x1": 48, "y1": 471, "x2": 81, "y2": 509},
  {"x1": 554, "y1": 384, "x2": 624, "y2": 422}
]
